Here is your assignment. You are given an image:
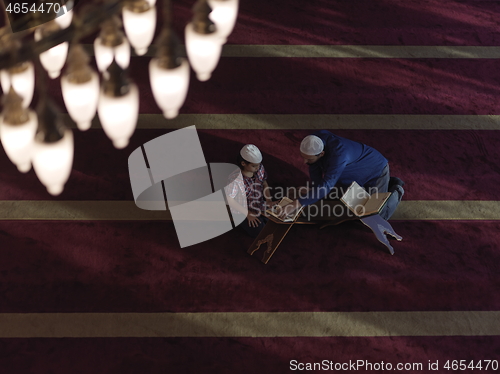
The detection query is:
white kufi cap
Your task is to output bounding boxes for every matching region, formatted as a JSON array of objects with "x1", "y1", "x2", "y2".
[
  {"x1": 240, "y1": 144, "x2": 263, "y2": 163},
  {"x1": 300, "y1": 135, "x2": 324, "y2": 155}
]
